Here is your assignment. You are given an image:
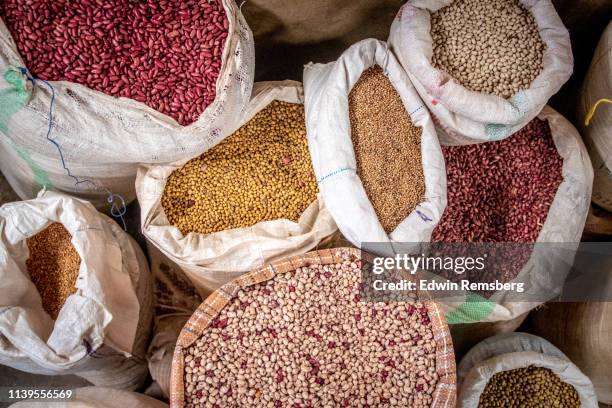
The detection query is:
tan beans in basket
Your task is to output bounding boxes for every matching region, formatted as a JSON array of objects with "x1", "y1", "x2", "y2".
[{"x1": 183, "y1": 257, "x2": 438, "y2": 407}]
